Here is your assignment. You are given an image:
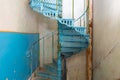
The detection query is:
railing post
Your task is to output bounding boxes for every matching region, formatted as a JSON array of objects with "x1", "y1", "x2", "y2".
[
  {"x1": 41, "y1": 0, "x2": 44, "y2": 13},
  {"x1": 30, "y1": 48, "x2": 33, "y2": 76},
  {"x1": 52, "y1": 32, "x2": 54, "y2": 61},
  {"x1": 57, "y1": 52, "x2": 62, "y2": 80},
  {"x1": 56, "y1": 0, "x2": 59, "y2": 18},
  {"x1": 87, "y1": 0, "x2": 89, "y2": 32},
  {"x1": 42, "y1": 37, "x2": 45, "y2": 66},
  {"x1": 84, "y1": 0, "x2": 86, "y2": 27},
  {"x1": 72, "y1": 0, "x2": 74, "y2": 19},
  {"x1": 80, "y1": 19, "x2": 82, "y2": 26}
]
